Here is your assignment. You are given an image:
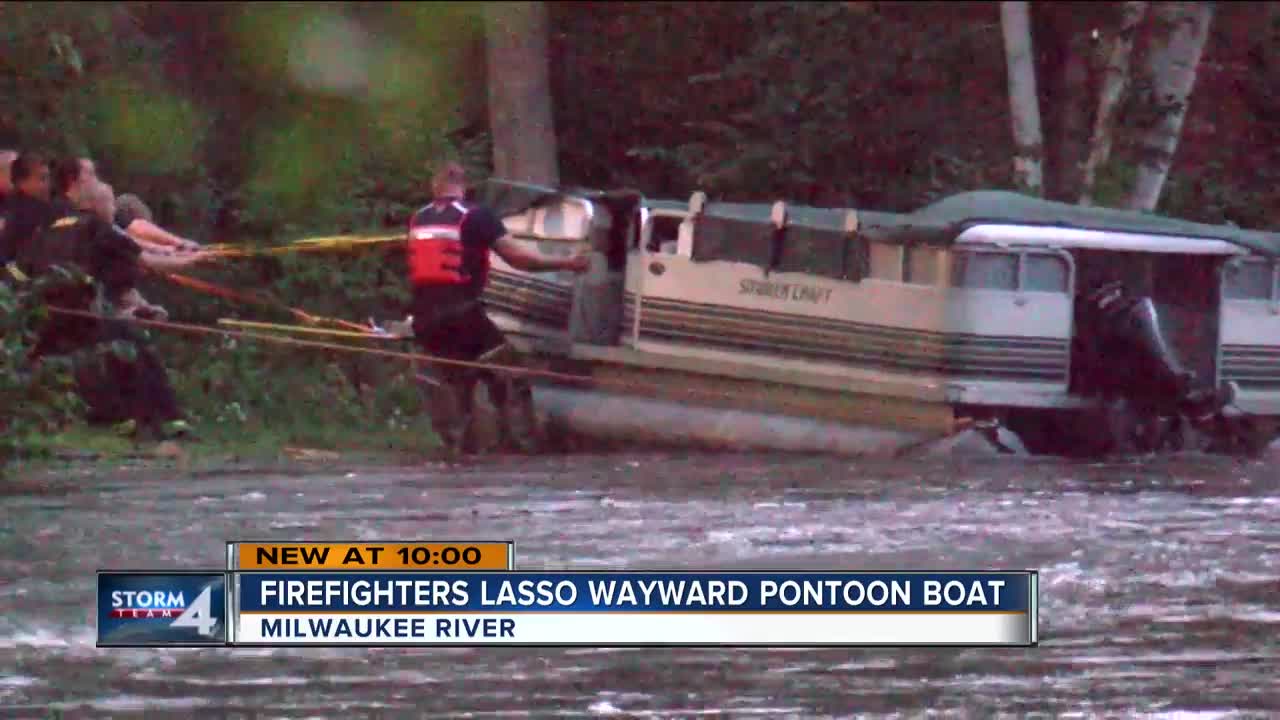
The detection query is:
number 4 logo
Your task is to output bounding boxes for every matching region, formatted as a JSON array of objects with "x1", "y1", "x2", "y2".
[{"x1": 169, "y1": 586, "x2": 217, "y2": 637}]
